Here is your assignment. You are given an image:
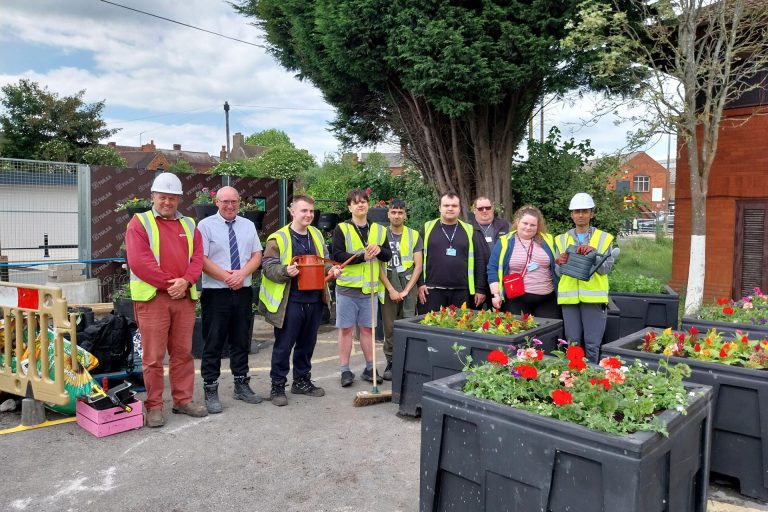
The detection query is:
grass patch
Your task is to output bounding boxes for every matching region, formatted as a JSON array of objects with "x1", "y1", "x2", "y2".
[{"x1": 610, "y1": 237, "x2": 673, "y2": 293}]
